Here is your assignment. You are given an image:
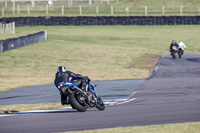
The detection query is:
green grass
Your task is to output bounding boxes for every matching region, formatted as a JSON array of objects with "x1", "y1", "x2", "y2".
[
  {"x1": 0, "y1": 25, "x2": 200, "y2": 93},
  {"x1": 1, "y1": 0, "x2": 200, "y2": 17},
  {"x1": 0, "y1": 31, "x2": 38, "y2": 40},
  {"x1": 66, "y1": 122, "x2": 200, "y2": 133},
  {"x1": 0, "y1": 102, "x2": 67, "y2": 114}
]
